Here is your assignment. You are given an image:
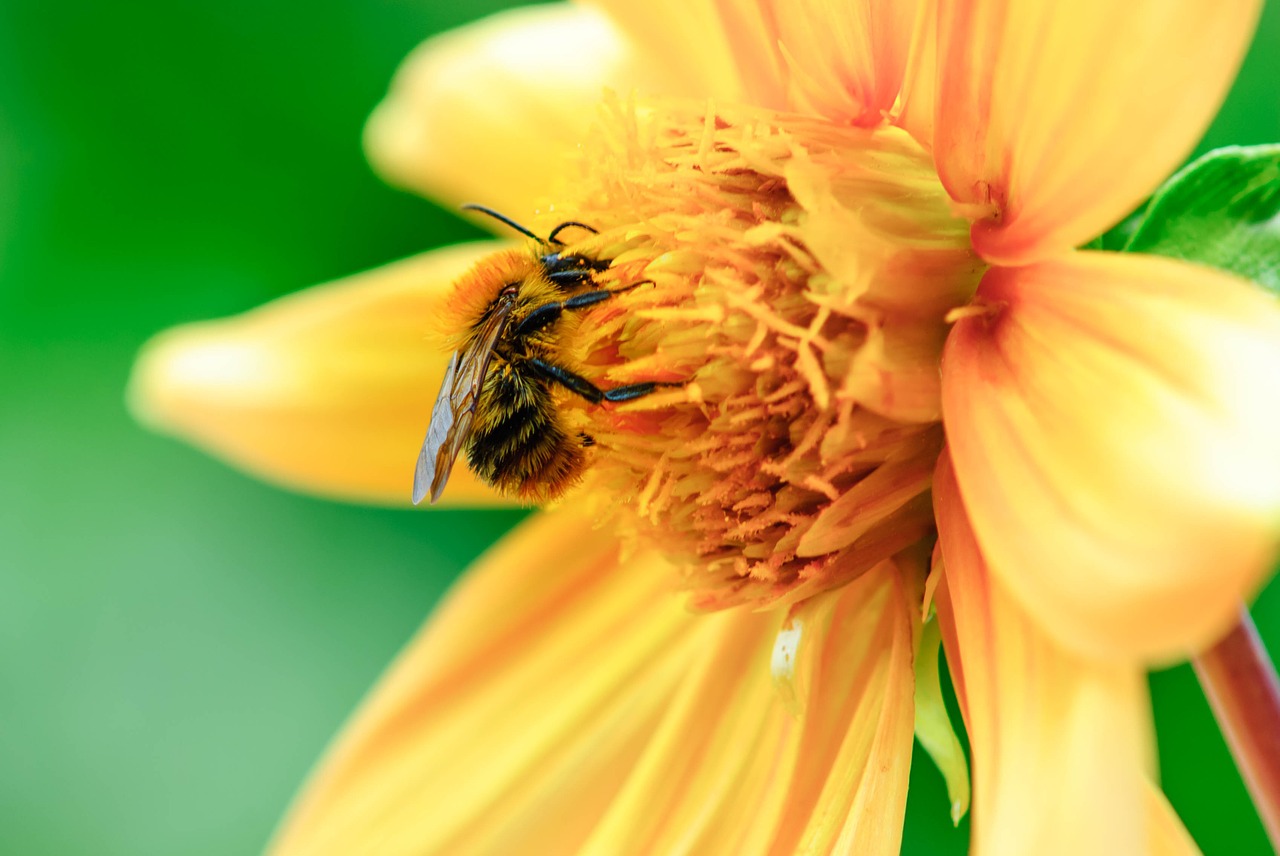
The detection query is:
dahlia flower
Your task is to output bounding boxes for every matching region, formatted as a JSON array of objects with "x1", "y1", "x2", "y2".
[{"x1": 129, "y1": 1, "x2": 1280, "y2": 853}]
